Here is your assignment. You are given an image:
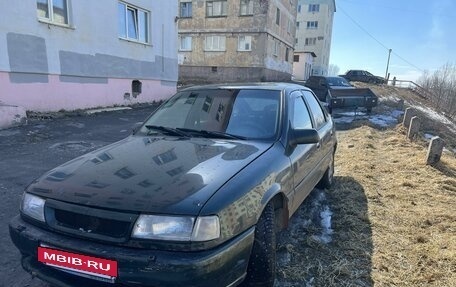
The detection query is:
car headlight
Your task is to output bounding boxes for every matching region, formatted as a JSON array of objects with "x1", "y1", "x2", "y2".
[
  {"x1": 132, "y1": 215, "x2": 220, "y2": 242},
  {"x1": 21, "y1": 193, "x2": 46, "y2": 222}
]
